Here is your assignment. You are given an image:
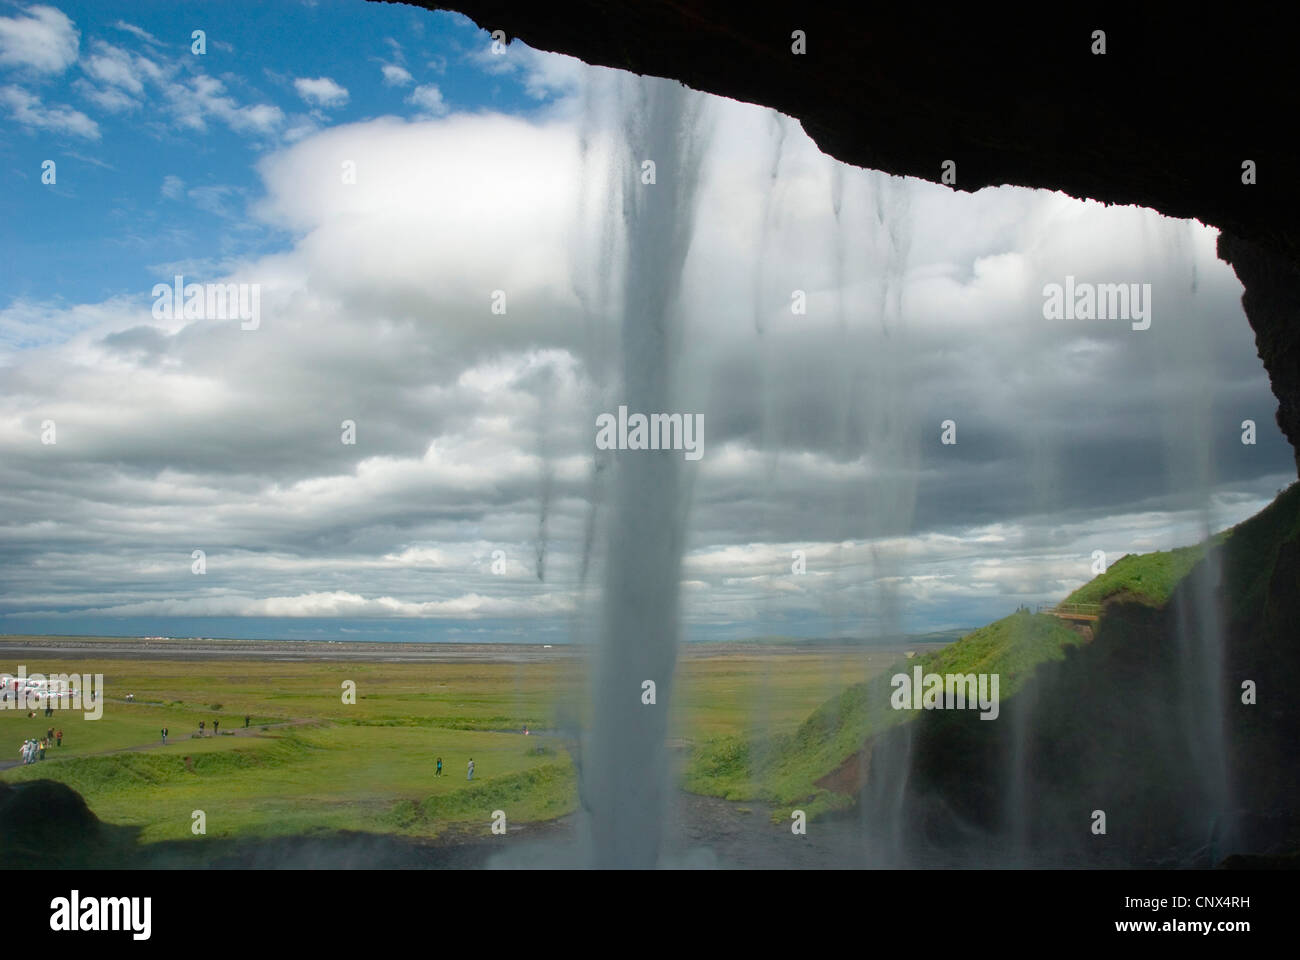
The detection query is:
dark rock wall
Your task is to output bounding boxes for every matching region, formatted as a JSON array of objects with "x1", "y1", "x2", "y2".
[
  {"x1": 857, "y1": 483, "x2": 1300, "y2": 864},
  {"x1": 376, "y1": 1, "x2": 1300, "y2": 474},
  {"x1": 1218, "y1": 234, "x2": 1300, "y2": 475}
]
